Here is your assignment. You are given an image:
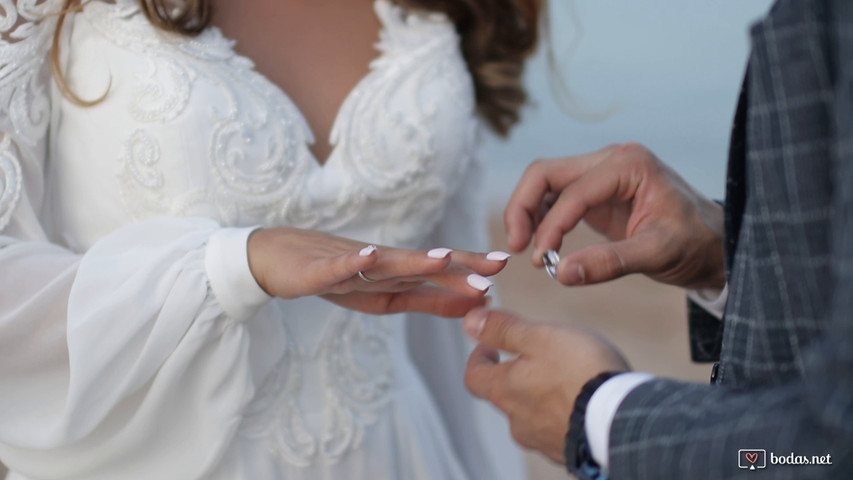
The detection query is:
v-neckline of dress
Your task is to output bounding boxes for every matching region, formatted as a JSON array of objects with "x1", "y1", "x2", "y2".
[{"x1": 209, "y1": 0, "x2": 390, "y2": 170}]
